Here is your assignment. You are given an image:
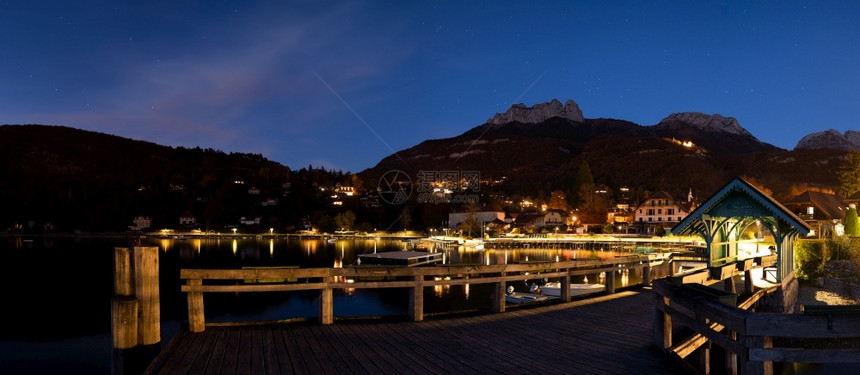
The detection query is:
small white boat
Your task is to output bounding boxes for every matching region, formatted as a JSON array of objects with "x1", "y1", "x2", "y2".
[
  {"x1": 538, "y1": 282, "x2": 605, "y2": 297},
  {"x1": 504, "y1": 285, "x2": 550, "y2": 304},
  {"x1": 464, "y1": 239, "x2": 484, "y2": 250}
]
